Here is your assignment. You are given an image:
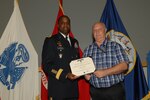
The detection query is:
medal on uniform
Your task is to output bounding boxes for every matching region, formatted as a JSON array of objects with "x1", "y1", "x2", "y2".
[
  {"x1": 57, "y1": 41, "x2": 64, "y2": 59},
  {"x1": 59, "y1": 53, "x2": 63, "y2": 58}
]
